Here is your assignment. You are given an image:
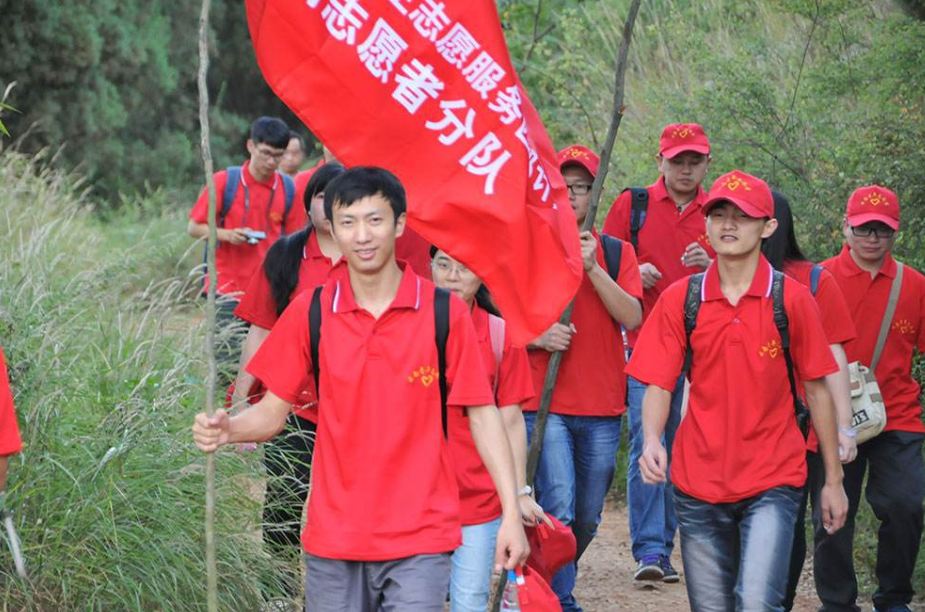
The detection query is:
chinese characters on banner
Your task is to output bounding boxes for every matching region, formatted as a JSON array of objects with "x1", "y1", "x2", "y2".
[{"x1": 246, "y1": 0, "x2": 583, "y2": 345}]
